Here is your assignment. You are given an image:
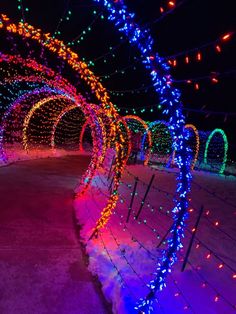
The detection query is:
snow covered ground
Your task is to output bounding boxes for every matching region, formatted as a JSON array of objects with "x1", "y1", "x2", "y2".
[{"x1": 75, "y1": 151, "x2": 236, "y2": 314}]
